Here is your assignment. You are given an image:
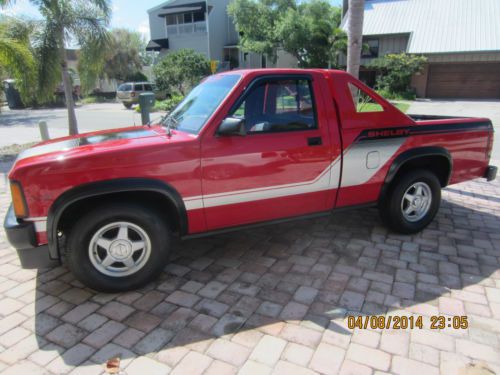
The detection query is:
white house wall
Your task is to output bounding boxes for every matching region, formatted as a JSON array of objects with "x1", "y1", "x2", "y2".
[{"x1": 207, "y1": 0, "x2": 231, "y2": 62}]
